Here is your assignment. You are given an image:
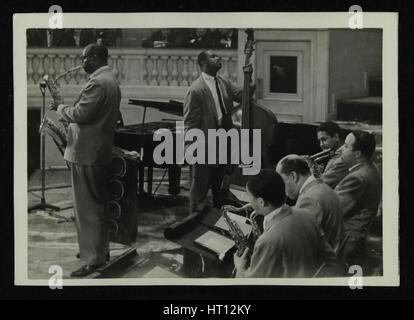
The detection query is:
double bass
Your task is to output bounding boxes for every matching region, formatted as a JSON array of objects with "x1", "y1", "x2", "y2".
[{"x1": 228, "y1": 29, "x2": 279, "y2": 187}]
